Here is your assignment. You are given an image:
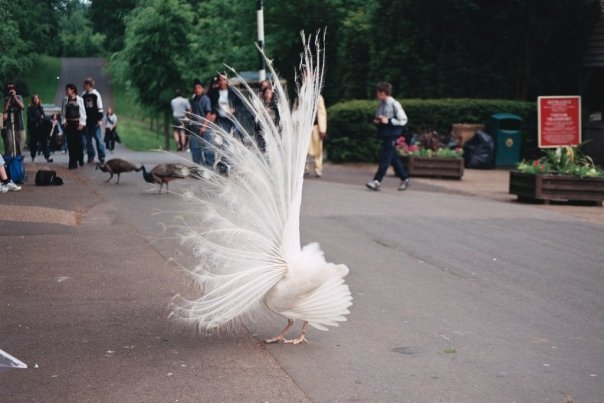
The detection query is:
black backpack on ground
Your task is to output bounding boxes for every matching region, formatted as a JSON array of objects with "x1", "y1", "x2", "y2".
[{"x1": 35, "y1": 170, "x2": 63, "y2": 186}]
